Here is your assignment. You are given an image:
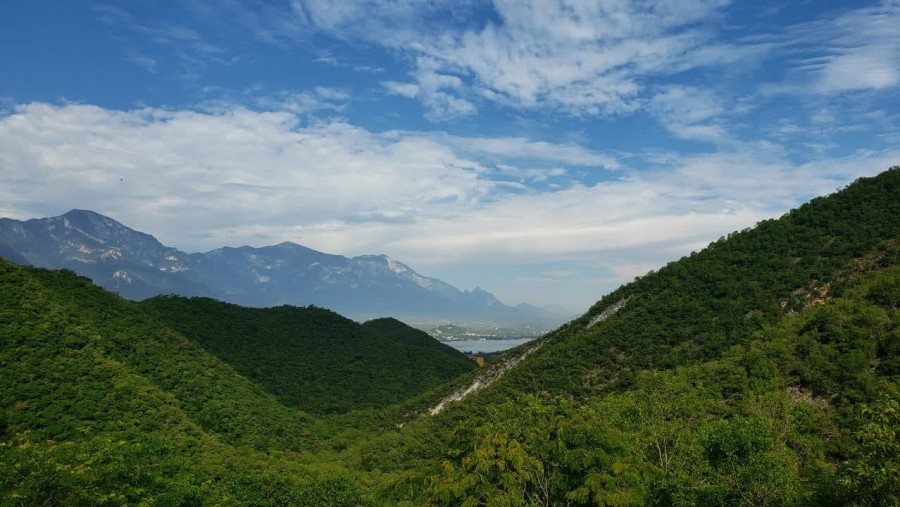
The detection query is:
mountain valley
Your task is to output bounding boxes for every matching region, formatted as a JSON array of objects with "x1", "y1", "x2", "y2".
[{"x1": 2, "y1": 167, "x2": 898, "y2": 505}]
